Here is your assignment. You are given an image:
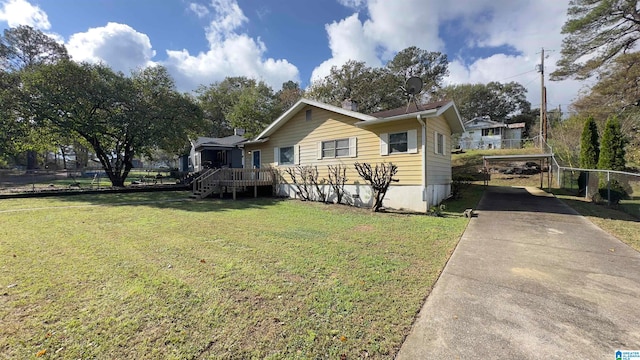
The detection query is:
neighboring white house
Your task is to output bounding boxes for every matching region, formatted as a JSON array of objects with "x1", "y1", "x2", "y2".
[{"x1": 458, "y1": 116, "x2": 525, "y2": 150}]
